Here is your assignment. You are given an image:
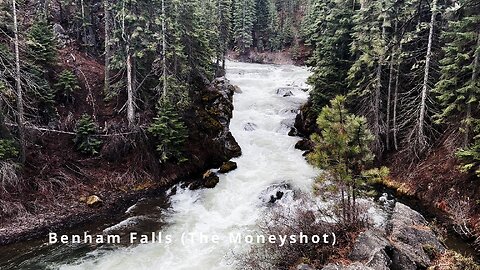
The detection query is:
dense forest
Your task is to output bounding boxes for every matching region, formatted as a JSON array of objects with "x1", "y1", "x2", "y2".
[{"x1": 0, "y1": 0, "x2": 479, "y2": 269}]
